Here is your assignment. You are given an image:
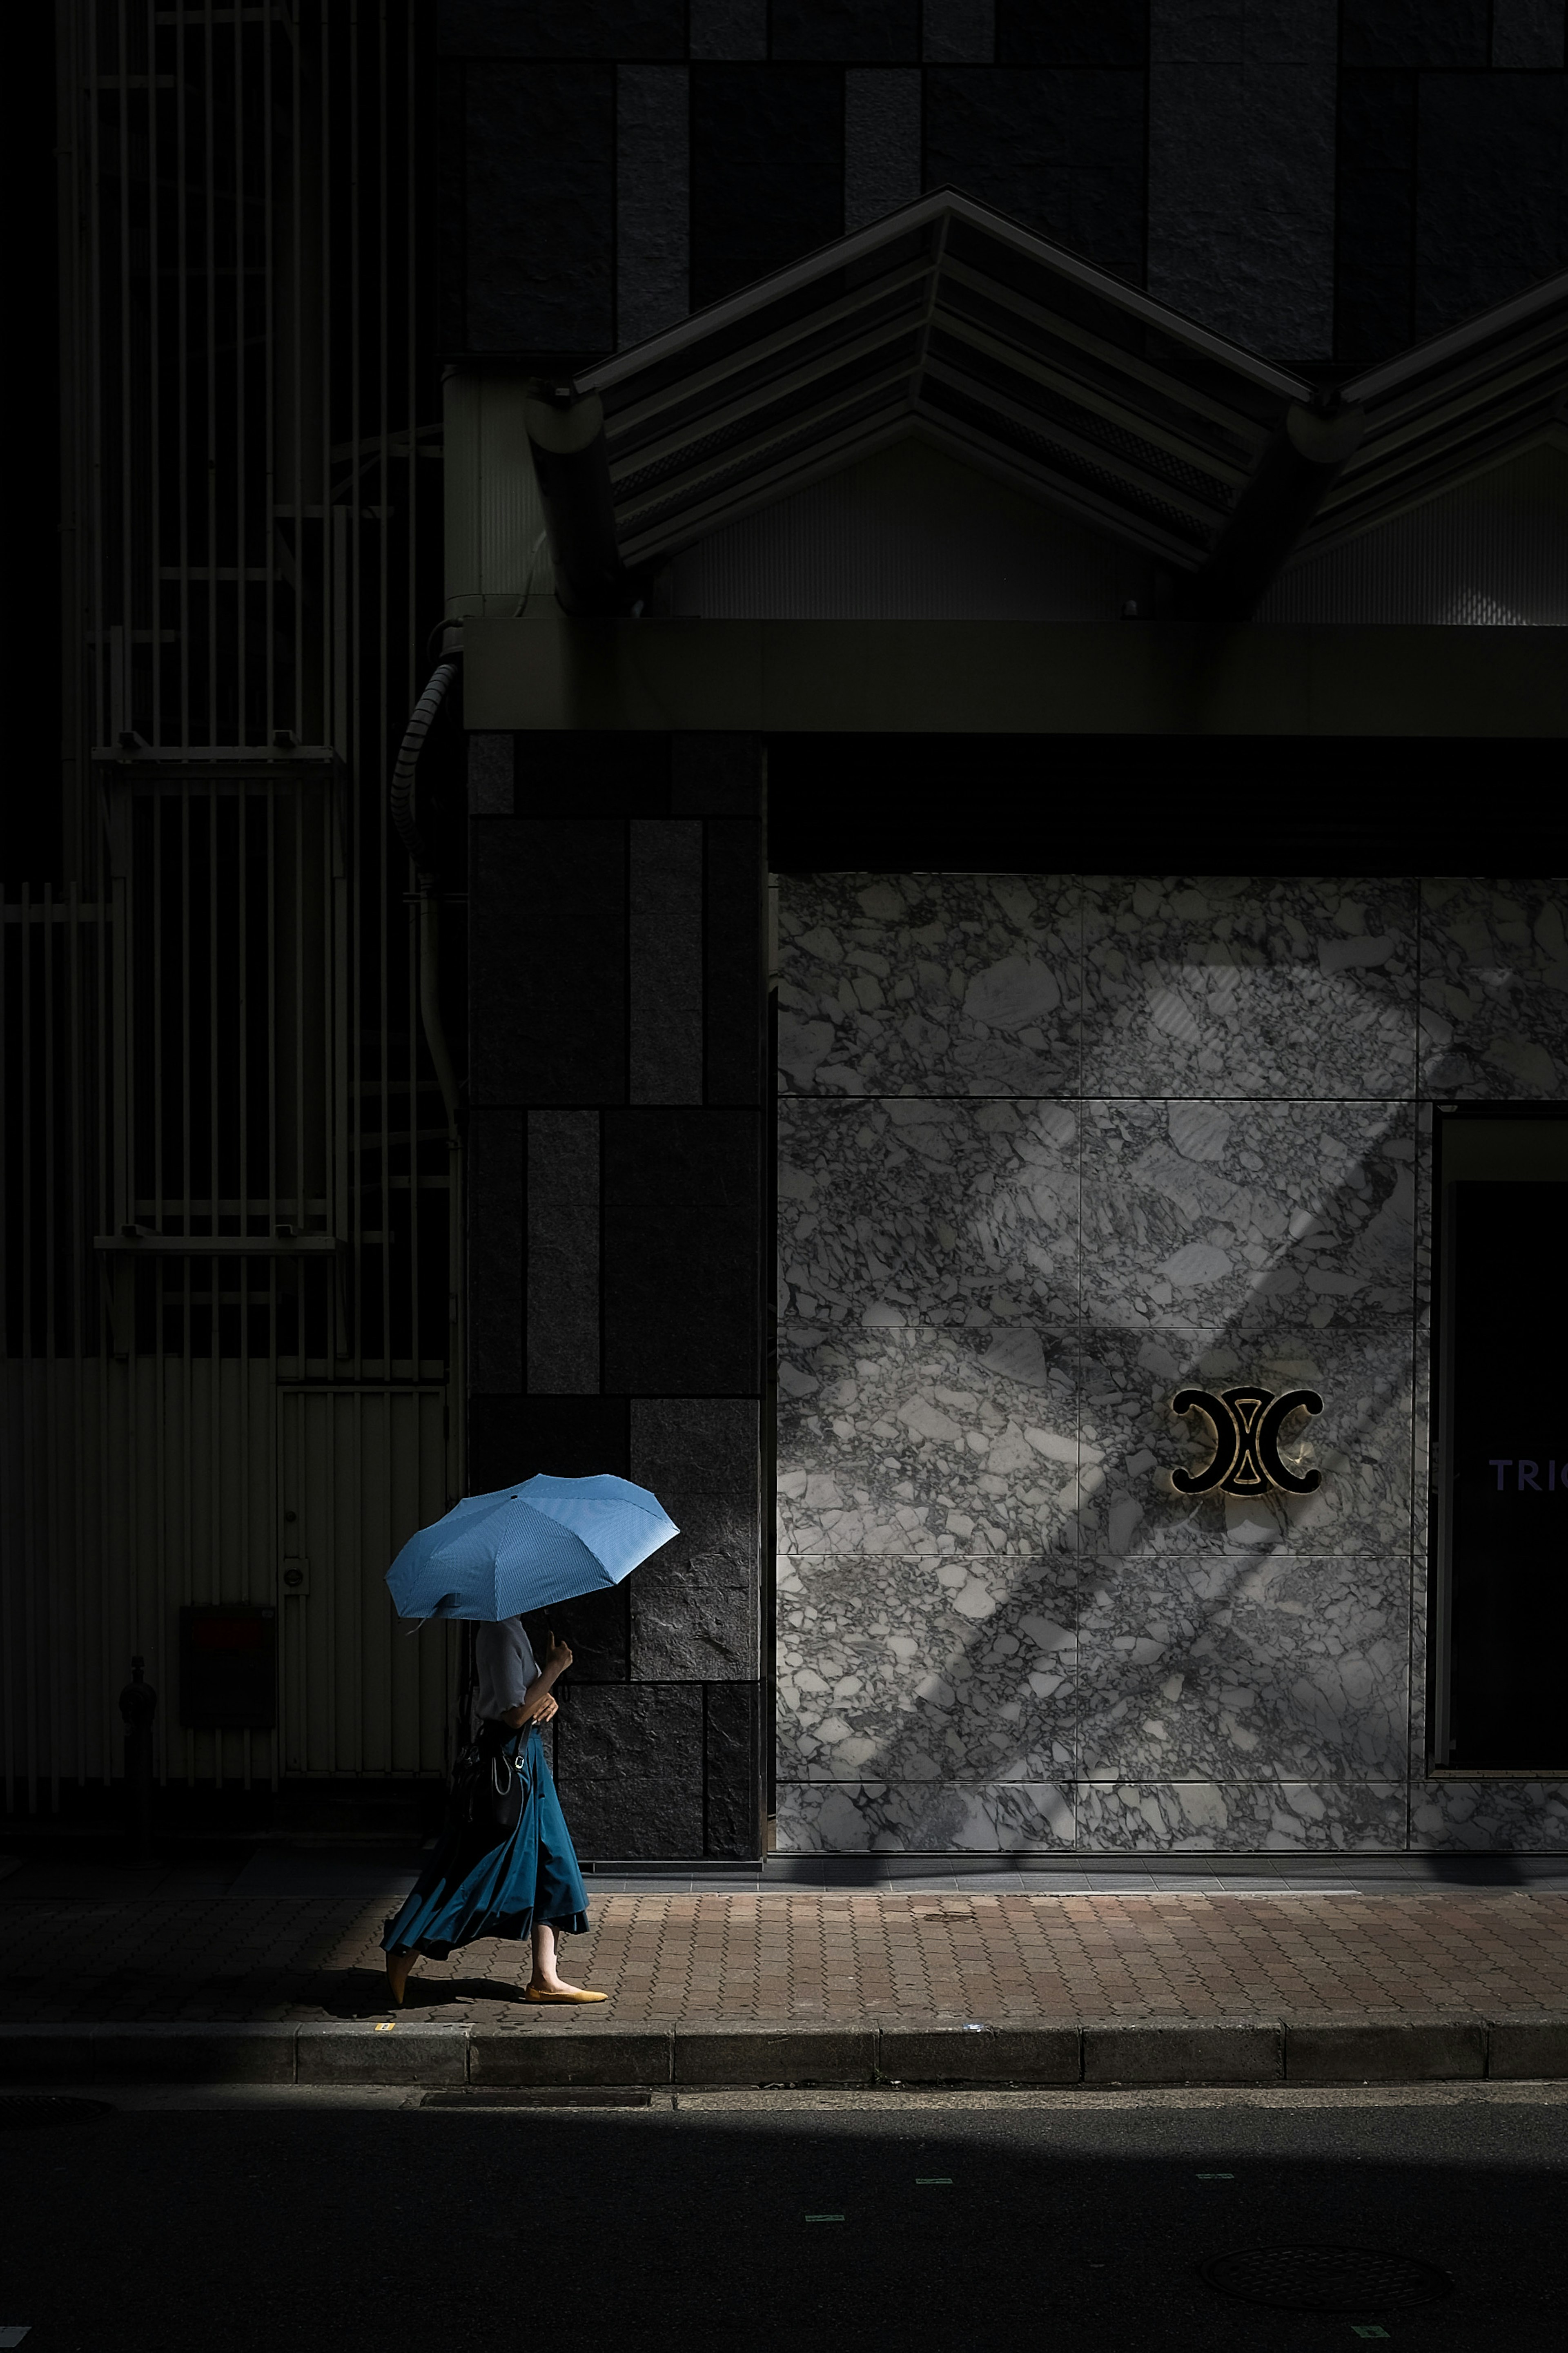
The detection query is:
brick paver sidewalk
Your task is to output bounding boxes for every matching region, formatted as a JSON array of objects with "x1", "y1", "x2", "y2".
[{"x1": 3, "y1": 1887, "x2": 1566, "y2": 2027}]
